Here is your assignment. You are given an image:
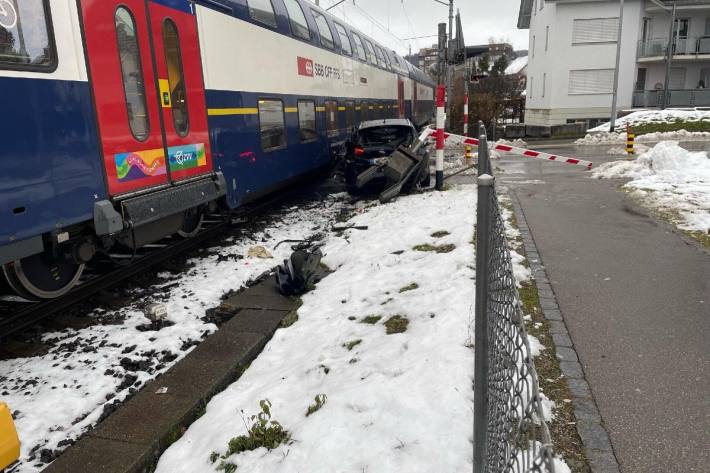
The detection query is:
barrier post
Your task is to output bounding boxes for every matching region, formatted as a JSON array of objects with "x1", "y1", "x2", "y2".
[
  {"x1": 464, "y1": 94, "x2": 473, "y2": 161},
  {"x1": 626, "y1": 123, "x2": 635, "y2": 159},
  {"x1": 435, "y1": 84, "x2": 446, "y2": 191}
]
